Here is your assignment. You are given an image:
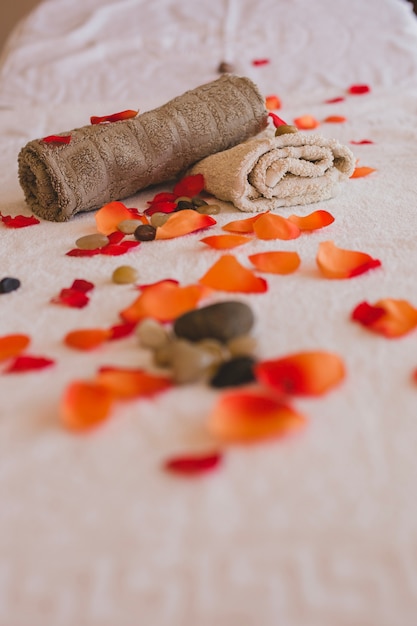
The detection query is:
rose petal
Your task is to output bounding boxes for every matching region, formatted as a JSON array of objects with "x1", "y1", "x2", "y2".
[
  {"x1": 90, "y1": 109, "x2": 138, "y2": 124},
  {"x1": 0, "y1": 334, "x2": 31, "y2": 360},
  {"x1": 199, "y1": 254, "x2": 268, "y2": 293},
  {"x1": 144, "y1": 201, "x2": 177, "y2": 216},
  {"x1": 253, "y1": 213, "x2": 301, "y2": 240},
  {"x1": 163, "y1": 451, "x2": 223, "y2": 475},
  {"x1": 248, "y1": 251, "x2": 301, "y2": 274},
  {"x1": 120, "y1": 280, "x2": 207, "y2": 323},
  {"x1": 66, "y1": 248, "x2": 100, "y2": 257},
  {"x1": 324, "y1": 97, "x2": 345, "y2": 104},
  {"x1": 0, "y1": 213, "x2": 40, "y2": 228},
  {"x1": 348, "y1": 84, "x2": 370, "y2": 95},
  {"x1": 200, "y1": 234, "x2": 251, "y2": 249},
  {"x1": 207, "y1": 389, "x2": 307, "y2": 443},
  {"x1": 64, "y1": 328, "x2": 111, "y2": 350},
  {"x1": 252, "y1": 58, "x2": 270, "y2": 66},
  {"x1": 100, "y1": 240, "x2": 139, "y2": 255},
  {"x1": 51, "y1": 288, "x2": 90, "y2": 308},
  {"x1": 293, "y1": 115, "x2": 320, "y2": 130},
  {"x1": 96, "y1": 367, "x2": 172, "y2": 399},
  {"x1": 70, "y1": 279, "x2": 95, "y2": 293},
  {"x1": 173, "y1": 173, "x2": 205, "y2": 198},
  {"x1": 268, "y1": 112, "x2": 288, "y2": 127},
  {"x1": 41, "y1": 135, "x2": 71, "y2": 144},
  {"x1": 3, "y1": 355, "x2": 55, "y2": 373},
  {"x1": 60, "y1": 381, "x2": 115, "y2": 430},
  {"x1": 107, "y1": 322, "x2": 137, "y2": 340},
  {"x1": 265, "y1": 95, "x2": 281, "y2": 110},
  {"x1": 316, "y1": 241, "x2": 381, "y2": 279},
  {"x1": 323, "y1": 115, "x2": 346, "y2": 123},
  {"x1": 350, "y1": 166, "x2": 376, "y2": 178},
  {"x1": 155, "y1": 210, "x2": 216, "y2": 240},
  {"x1": 288, "y1": 210, "x2": 335, "y2": 231},
  {"x1": 255, "y1": 351, "x2": 346, "y2": 396},
  {"x1": 350, "y1": 139, "x2": 374, "y2": 145},
  {"x1": 351, "y1": 299, "x2": 417, "y2": 338},
  {"x1": 95, "y1": 201, "x2": 135, "y2": 235},
  {"x1": 222, "y1": 214, "x2": 264, "y2": 234}
]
